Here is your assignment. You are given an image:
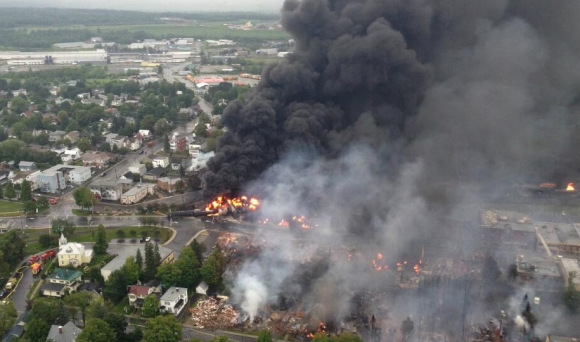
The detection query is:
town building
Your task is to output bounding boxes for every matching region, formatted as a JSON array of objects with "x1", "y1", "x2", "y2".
[
  {"x1": 160, "y1": 287, "x2": 188, "y2": 316},
  {"x1": 128, "y1": 164, "x2": 147, "y2": 175},
  {"x1": 152, "y1": 156, "x2": 169, "y2": 168},
  {"x1": 61, "y1": 147, "x2": 83, "y2": 164},
  {"x1": 48, "y1": 130, "x2": 66, "y2": 142},
  {"x1": 41, "y1": 268, "x2": 83, "y2": 297},
  {"x1": 89, "y1": 180, "x2": 123, "y2": 201},
  {"x1": 189, "y1": 143, "x2": 201, "y2": 158},
  {"x1": 18, "y1": 161, "x2": 37, "y2": 172},
  {"x1": 68, "y1": 166, "x2": 91, "y2": 184},
  {"x1": 46, "y1": 321, "x2": 83, "y2": 342},
  {"x1": 37, "y1": 170, "x2": 66, "y2": 193},
  {"x1": 63, "y1": 131, "x2": 80, "y2": 143},
  {"x1": 82, "y1": 151, "x2": 112, "y2": 168},
  {"x1": 157, "y1": 177, "x2": 182, "y2": 193},
  {"x1": 101, "y1": 244, "x2": 174, "y2": 281},
  {"x1": 120, "y1": 184, "x2": 155, "y2": 204},
  {"x1": 127, "y1": 284, "x2": 162, "y2": 307},
  {"x1": 143, "y1": 167, "x2": 166, "y2": 182}
]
